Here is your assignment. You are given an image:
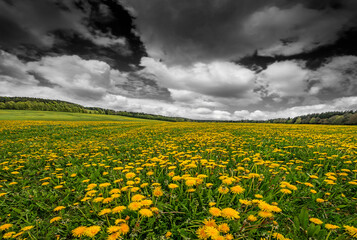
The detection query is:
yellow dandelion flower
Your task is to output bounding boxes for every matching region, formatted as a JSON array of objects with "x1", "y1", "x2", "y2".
[
  {"x1": 217, "y1": 223, "x2": 230, "y2": 233},
  {"x1": 0, "y1": 224, "x2": 13, "y2": 231},
  {"x1": 103, "y1": 197, "x2": 113, "y2": 204},
  {"x1": 230, "y1": 185, "x2": 245, "y2": 194},
  {"x1": 209, "y1": 207, "x2": 221, "y2": 217},
  {"x1": 280, "y1": 188, "x2": 292, "y2": 194},
  {"x1": 205, "y1": 226, "x2": 220, "y2": 239},
  {"x1": 93, "y1": 197, "x2": 104, "y2": 203},
  {"x1": 125, "y1": 172, "x2": 136, "y2": 179},
  {"x1": 118, "y1": 223, "x2": 130, "y2": 235},
  {"x1": 85, "y1": 225, "x2": 101, "y2": 237},
  {"x1": 3, "y1": 232, "x2": 15, "y2": 238},
  {"x1": 344, "y1": 225, "x2": 357, "y2": 237},
  {"x1": 153, "y1": 187, "x2": 163, "y2": 197},
  {"x1": 50, "y1": 216, "x2": 62, "y2": 223},
  {"x1": 247, "y1": 215, "x2": 257, "y2": 222},
  {"x1": 258, "y1": 211, "x2": 273, "y2": 218},
  {"x1": 239, "y1": 199, "x2": 252, "y2": 205},
  {"x1": 21, "y1": 225, "x2": 34, "y2": 231},
  {"x1": 203, "y1": 219, "x2": 217, "y2": 227},
  {"x1": 112, "y1": 206, "x2": 126, "y2": 214},
  {"x1": 139, "y1": 209, "x2": 153, "y2": 217},
  {"x1": 141, "y1": 199, "x2": 153, "y2": 206},
  {"x1": 325, "y1": 224, "x2": 340, "y2": 230},
  {"x1": 168, "y1": 183, "x2": 179, "y2": 189},
  {"x1": 98, "y1": 208, "x2": 112, "y2": 216},
  {"x1": 128, "y1": 201, "x2": 142, "y2": 211},
  {"x1": 131, "y1": 194, "x2": 145, "y2": 202},
  {"x1": 218, "y1": 186, "x2": 230, "y2": 194},
  {"x1": 221, "y1": 208, "x2": 240, "y2": 220},
  {"x1": 309, "y1": 218, "x2": 323, "y2": 225},
  {"x1": 196, "y1": 226, "x2": 208, "y2": 239},
  {"x1": 107, "y1": 226, "x2": 121, "y2": 234},
  {"x1": 99, "y1": 183, "x2": 111, "y2": 188}
]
